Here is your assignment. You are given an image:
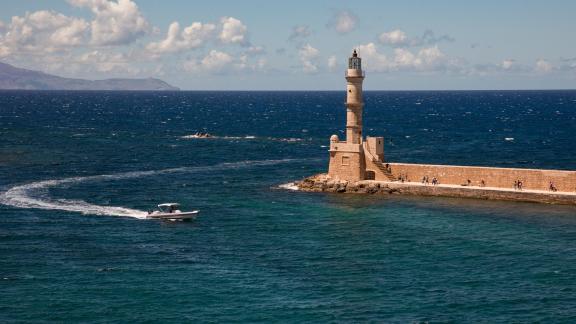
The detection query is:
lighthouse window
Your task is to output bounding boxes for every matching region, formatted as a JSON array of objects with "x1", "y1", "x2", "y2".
[
  {"x1": 348, "y1": 57, "x2": 362, "y2": 69},
  {"x1": 348, "y1": 90, "x2": 351, "y2": 93},
  {"x1": 341, "y1": 156, "x2": 350, "y2": 166}
]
